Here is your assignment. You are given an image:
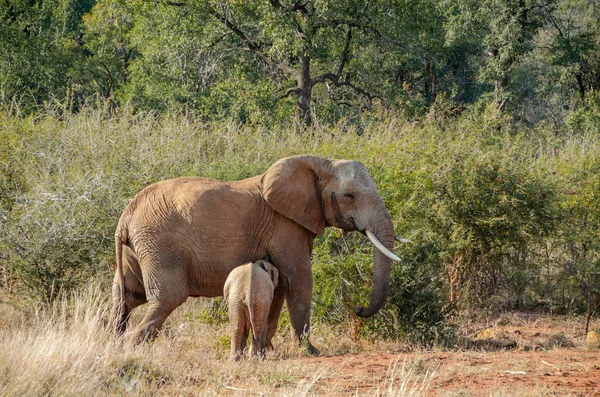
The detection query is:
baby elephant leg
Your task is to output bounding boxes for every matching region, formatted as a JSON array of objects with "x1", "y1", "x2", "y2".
[
  {"x1": 250, "y1": 305, "x2": 270, "y2": 359},
  {"x1": 230, "y1": 306, "x2": 249, "y2": 361}
]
